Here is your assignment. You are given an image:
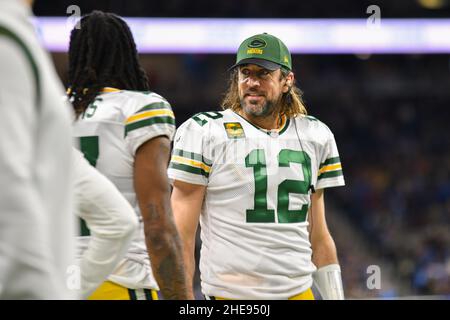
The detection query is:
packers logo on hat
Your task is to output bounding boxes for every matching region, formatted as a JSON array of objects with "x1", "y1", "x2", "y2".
[
  {"x1": 224, "y1": 122, "x2": 245, "y2": 139},
  {"x1": 248, "y1": 39, "x2": 267, "y2": 48}
]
